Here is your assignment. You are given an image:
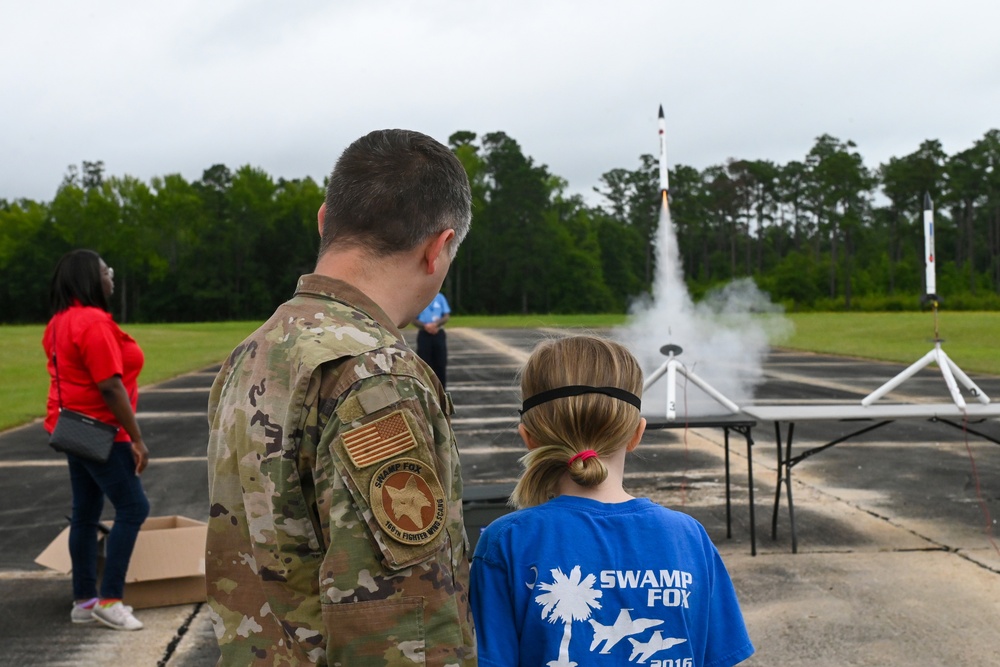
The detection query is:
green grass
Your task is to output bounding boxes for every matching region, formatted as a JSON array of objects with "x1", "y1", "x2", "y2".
[
  {"x1": 3, "y1": 311, "x2": 998, "y2": 432},
  {"x1": 782, "y1": 311, "x2": 1000, "y2": 375}
]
